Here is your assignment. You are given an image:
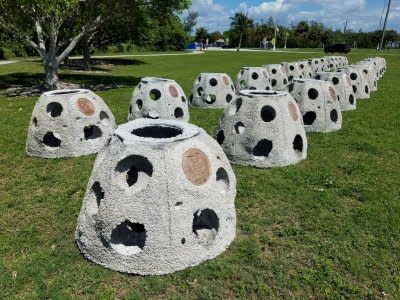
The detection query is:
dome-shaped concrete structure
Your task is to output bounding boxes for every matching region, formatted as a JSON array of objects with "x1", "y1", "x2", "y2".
[
  {"x1": 215, "y1": 90, "x2": 307, "y2": 168},
  {"x1": 289, "y1": 79, "x2": 342, "y2": 132},
  {"x1": 128, "y1": 77, "x2": 189, "y2": 121},
  {"x1": 235, "y1": 67, "x2": 272, "y2": 91},
  {"x1": 262, "y1": 64, "x2": 289, "y2": 91},
  {"x1": 337, "y1": 66, "x2": 370, "y2": 99},
  {"x1": 314, "y1": 72, "x2": 356, "y2": 111},
  {"x1": 76, "y1": 119, "x2": 236, "y2": 275},
  {"x1": 190, "y1": 73, "x2": 236, "y2": 108},
  {"x1": 26, "y1": 89, "x2": 116, "y2": 158},
  {"x1": 281, "y1": 62, "x2": 303, "y2": 82}
]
